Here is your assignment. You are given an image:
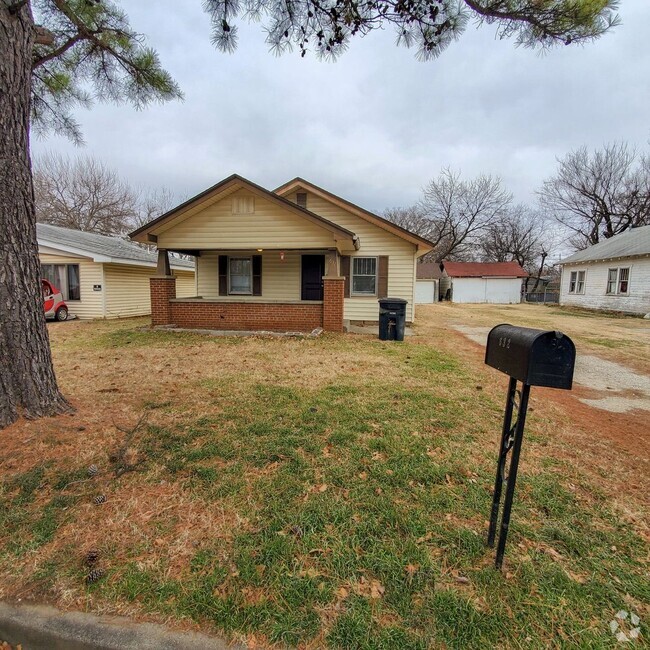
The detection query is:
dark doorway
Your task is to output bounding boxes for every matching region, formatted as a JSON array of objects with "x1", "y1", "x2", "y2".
[{"x1": 301, "y1": 255, "x2": 325, "y2": 301}]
